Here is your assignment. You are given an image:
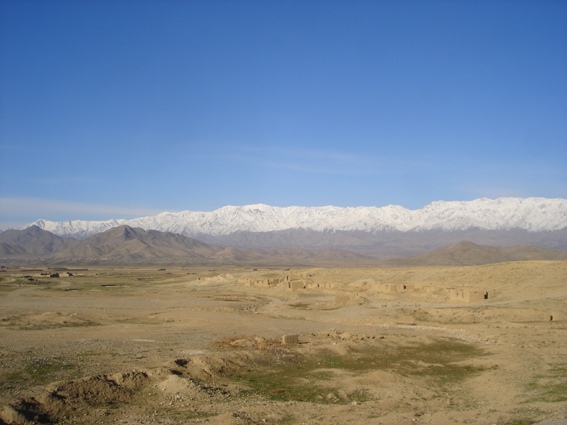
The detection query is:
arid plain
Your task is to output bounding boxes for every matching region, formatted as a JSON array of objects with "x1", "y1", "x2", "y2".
[{"x1": 1, "y1": 261, "x2": 566, "y2": 425}]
